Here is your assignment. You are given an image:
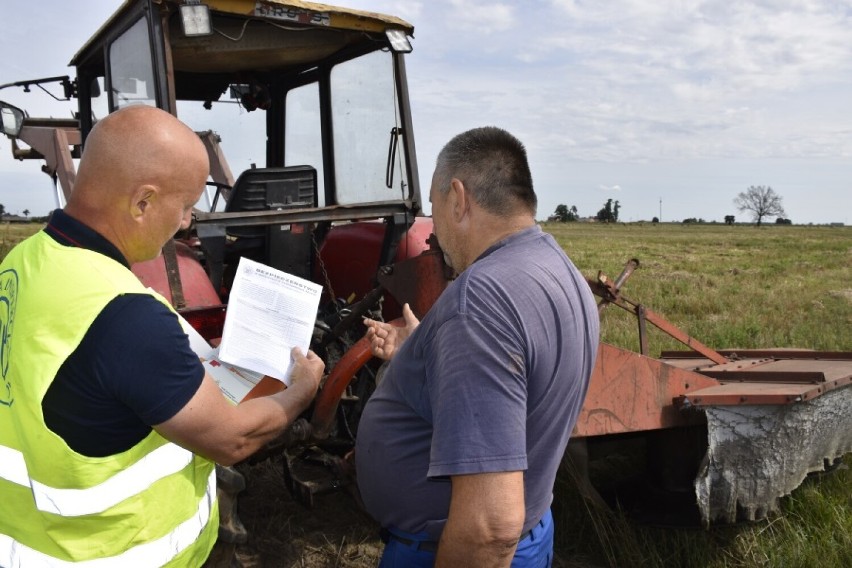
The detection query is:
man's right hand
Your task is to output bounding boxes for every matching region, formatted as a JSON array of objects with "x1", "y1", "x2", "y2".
[
  {"x1": 363, "y1": 303, "x2": 420, "y2": 361},
  {"x1": 288, "y1": 347, "x2": 324, "y2": 401}
]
